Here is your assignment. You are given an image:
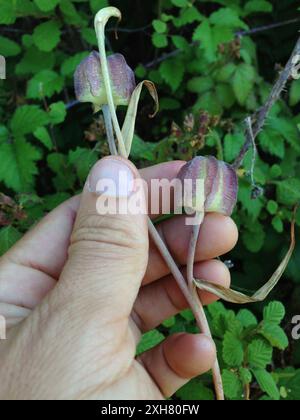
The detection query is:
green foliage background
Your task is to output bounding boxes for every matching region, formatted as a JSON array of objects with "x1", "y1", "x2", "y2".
[{"x1": 0, "y1": 0, "x2": 300, "y2": 400}]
